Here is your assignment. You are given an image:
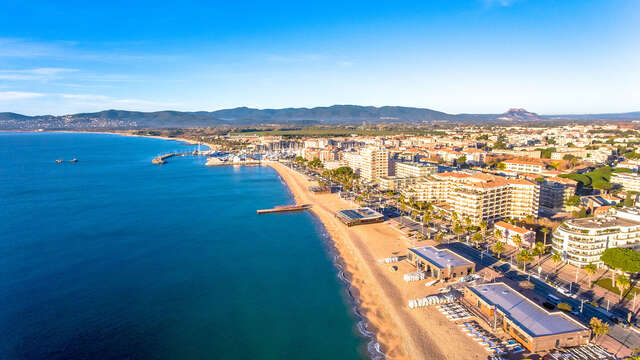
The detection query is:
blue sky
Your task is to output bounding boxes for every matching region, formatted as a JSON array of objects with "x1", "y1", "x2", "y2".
[{"x1": 0, "y1": 0, "x2": 638, "y2": 115}]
